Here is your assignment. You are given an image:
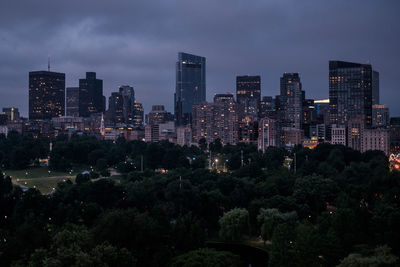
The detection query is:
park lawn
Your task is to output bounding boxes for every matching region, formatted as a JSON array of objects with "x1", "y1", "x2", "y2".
[
  {"x1": 4, "y1": 166, "x2": 87, "y2": 179},
  {"x1": 16, "y1": 176, "x2": 76, "y2": 194}
]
